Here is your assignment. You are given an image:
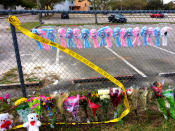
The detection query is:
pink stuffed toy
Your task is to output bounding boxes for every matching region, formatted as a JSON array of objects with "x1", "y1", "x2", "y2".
[
  {"x1": 133, "y1": 27, "x2": 141, "y2": 47},
  {"x1": 105, "y1": 27, "x2": 113, "y2": 48},
  {"x1": 147, "y1": 27, "x2": 154, "y2": 46},
  {"x1": 120, "y1": 28, "x2": 127, "y2": 47},
  {"x1": 90, "y1": 29, "x2": 99, "y2": 48},
  {"x1": 73, "y1": 28, "x2": 82, "y2": 49},
  {"x1": 38, "y1": 29, "x2": 50, "y2": 50},
  {"x1": 58, "y1": 28, "x2": 67, "y2": 48}
]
